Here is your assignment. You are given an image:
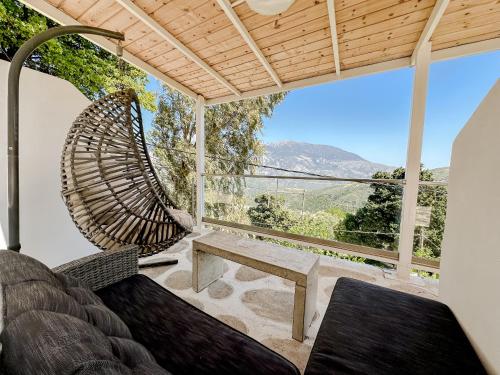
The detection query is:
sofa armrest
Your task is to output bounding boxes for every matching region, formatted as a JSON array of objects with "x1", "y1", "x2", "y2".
[{"x1": 52, "y1": 245, "x2": 139, "y2": 291}]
